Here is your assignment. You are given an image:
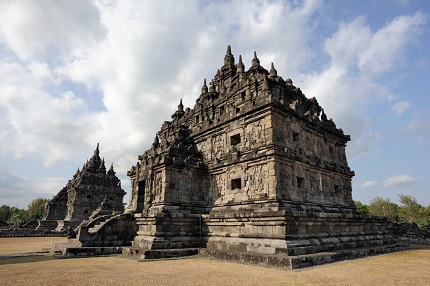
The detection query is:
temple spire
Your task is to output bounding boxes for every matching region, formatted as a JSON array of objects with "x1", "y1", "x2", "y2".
[
  {"x1": 172, "y1": 99, "x2": 185, "y2": 120},
  {"x1": 178, "y1": 98, "x2": 184, "y2": 112},
  {"x1": 321, "y1": 108, "x2": 328, "y2": 121},
  {"x1": 98, "y1": 158, "x2": 106, "y2": 174},
  {"x1": 237, "y1": 55, "x2": 245, "y2": 73},
  {"x1": 223, "y1": 45, "x2": 235, "y2": 67},
  {"x1": 252, "y1": 51, "x2": 260, "y2": 67},
  {"x1": 201, "y1": 79, "x2": 208, "y2": 94},
  {"x1": 209, "y1": 80, "x2": 215, "y2": 93},
  {"x1": 94, "y1": 143, "x2": 100, "y2": 156},
  {"x1": 108, "y1": 163, "x2": 116, "y2": 175},
  {"x1": 270, "y1": 62, "x2": 277, "y2": 77}
]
